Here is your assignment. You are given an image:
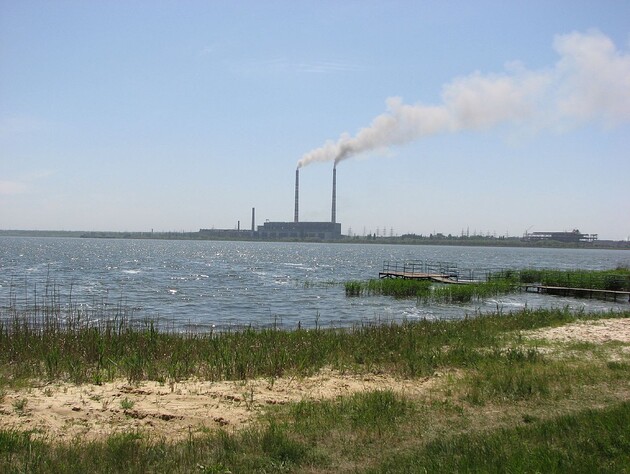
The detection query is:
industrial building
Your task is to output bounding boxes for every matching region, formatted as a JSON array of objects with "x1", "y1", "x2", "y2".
[
  {"x1": 522, "y1": 229, "x2": 598, "y2": 243},
  {"x1": 199, "y1": 208, "x2": 257, "y2": 239},
  {"x1": 256, "y1": 221, "x2": 341, "y2": 240},
  {"x1": 256, "y1": 168, "x2": 342, "y2": 240},
  {"x1": 200, "y1": 167, "x2": 343, "y2": 241}
]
